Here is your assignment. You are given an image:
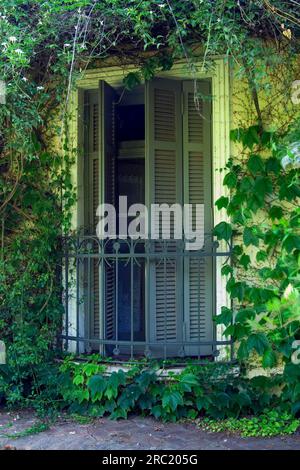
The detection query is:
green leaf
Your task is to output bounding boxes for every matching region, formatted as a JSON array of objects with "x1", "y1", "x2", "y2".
[
  {"x1": 83, "y1": 363, "x2": 100, "y2": 377},
  {"x1": 232, "y1": 245, "x2": 243, "y2": 256},
  {"x1": 180, "y1": 373, "x2": 199, "y2": 386},
  {"x1": 256, "y1": 250, "x2": 268, "y2": 262},
  {"x1": 215, "y1": 196, "x2": 229, "y2": 210},
  {"x1": 214, "y1": 222, "x2": 232, "y2": 242},
  {"x1": 262, "y1": 349, "x2": 277, "y2": 368},
  {"x1": 247, "y1": 154, "x2": 265, "y2": 174},
  {"x1": 230, "y1": 128, "x2": 244, "y2": 142},
  {"x1": 239, "y1": 253, "x2": 251, "y2": 269},
  {"x1": 110, "y1": 407, "x2": 128, "y2": 420},
  {"x1": 123, "y1": 72, "x2": 141, "y2": 90},
  {"x1": 228, "y1": 281, "x2": 246, "y2": 301},
  {"x1": 236, "y1": 390, "x2": 251, "y2": 407},
  {"x1": 247, "y1": 333, "x2": 269, "y2": 356},
  {"x1": 235, "y1": 308, "x2": 256, "y2": 324},
  {"x1": 87, "y1": 374, "x2": 106, "y2": 400},
  {"x1": 221, "y1": 264, "x2": 233, "y2": 276},
  {"x1": 283, "y1": 235, "x2": 300, "y2": 253},
  {"x1": 135, "y1": 371, "x2": 156, "y2": 391},
  {"x1": 196, "y1": 396, "x2": 211, "y2": 411},
  {"x1": 243, "y1": 227, "x2": 259, "y2": 247},
  {"x1": 237, "y1": 340, "x2": 249, "y2": 360},
  {"x1": 73, "y1": 374, "x2": 84, "y2": 386},
  {"x1": 151, "y1": 405, "x2": 163, "y2": 419},
  {"x1": 265, "y1": 157, "x2": 281, "y2": 175},
  {"x1": 243, "y1": 126, "x2": 260, "y2": 148},
  {"x1": 240, "y1": 176, "x2": 254, "y2": 192},
  {"x1": 223, "y1": 172, "x2": 237, "y2": 188},
  {"x1": 162, "y1": 390, "x2": 183, "y2": 411},
  {"x1": 253, "y1": 176, "x2": 273, "y2": 200},
  {"x1": 214, "y1": 306, "x2": 232, "y2": 326}
]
